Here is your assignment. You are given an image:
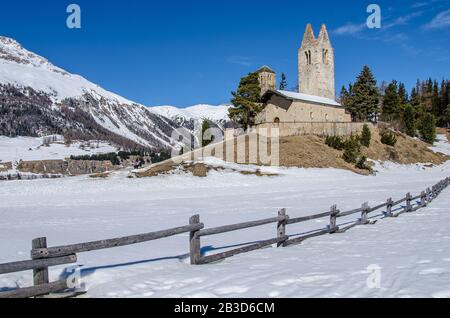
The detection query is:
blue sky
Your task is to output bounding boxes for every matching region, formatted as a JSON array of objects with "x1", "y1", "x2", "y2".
[{"x1": 0, "y1": 0, "x2": 449, "y2": 107}]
